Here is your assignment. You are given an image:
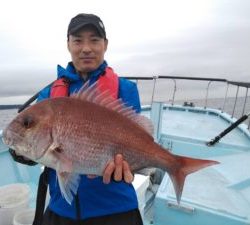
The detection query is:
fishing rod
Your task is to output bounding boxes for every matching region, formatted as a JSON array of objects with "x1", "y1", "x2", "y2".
[{"x1": 206, "y1": 112, "x2": 250, "y2": 146}]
